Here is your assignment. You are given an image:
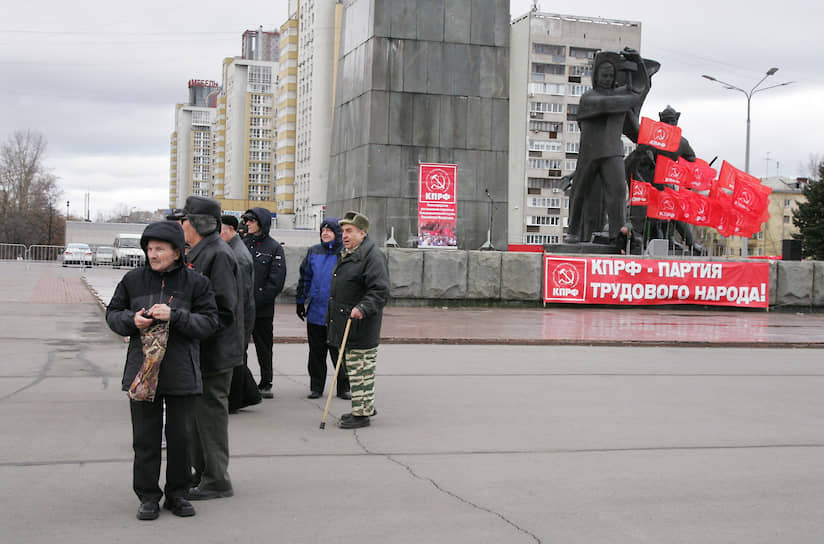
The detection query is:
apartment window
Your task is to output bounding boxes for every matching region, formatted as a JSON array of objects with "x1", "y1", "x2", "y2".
[
  {"x1": 531, "y1": 62, "x2": 565, "y2": 76},
  {"x1": 565, "y1": 142, "x2": 580, "y2": 153},
  {"x1": 526, "y1": 216, "x2": 560, "y2": 226},
  {"x1": 529, "y1": 82, "x2": 565, "y2": 96},
  {"x1": 192, "y1": 111, "x2": 210, "y2": 126},
  {"x1": 569, "y1": 47, "x2": 597, "y2": 59},
  {"x1": 528, "y1": 197, "x2": 562, "y2": 208},
  {"x1": 784, "y1": 216, "x2": 791, "y2": 224},
  {"x1": 565, "y1": 159, "x2": 578, "y2": 171},
  {"x1": 569, "y1": 64, "x2": 592, "y2": 77},
  {"x1": 529, "y1": 120, "x2": 563, "y2": 133},
  {"x1": 529, "y1": 102, "x2": 564, "y2": 114},
  {"x1": 566, "y1": 122, "x2": 580, "y2": 133},
  {"x1": 784, "y1": 199, "x2": 792, "y2": 207},
  {"x1": 568, "y1": 84, "x2": 592, "y2": 96},
  {"x1": 529, "y1": 140, "x2": 562, "y2": 153},
  {"x1": 532, "y1": 43, "x2": 564, "y2": 57},
  {"x1": 524, "y1": 234, "x2": 559, "y2": 245},
  {"x1": 248, "y1": 65, "x2": 273, "y2": 93},
  {"x1": 529, "y1": 159, "x2": 563, "y2": 170}
]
